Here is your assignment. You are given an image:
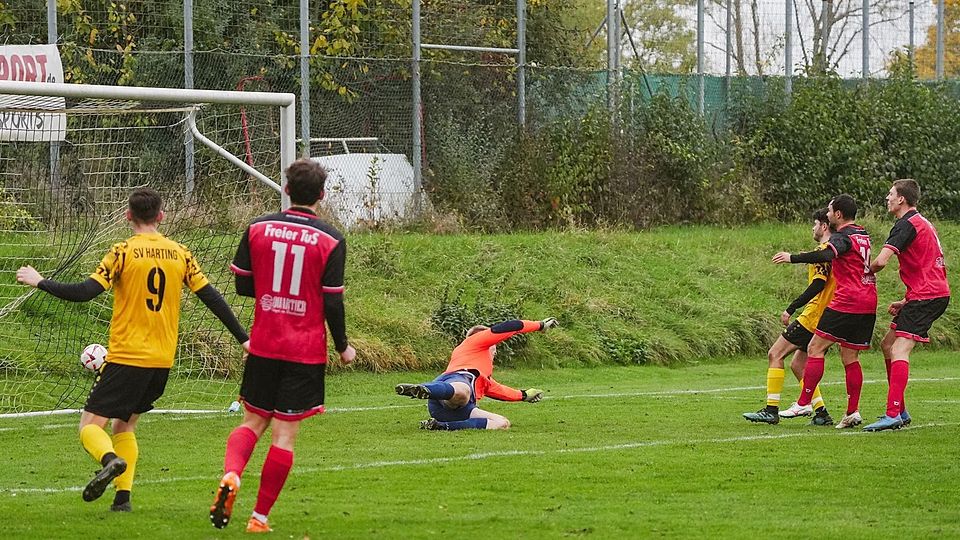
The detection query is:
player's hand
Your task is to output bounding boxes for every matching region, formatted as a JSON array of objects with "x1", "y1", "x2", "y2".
[
  {"x1": 780, "y1": 310, "x2": 791, "y2": 326},
  {"x1": 15, "y1": 265, "x2": 43, "y2": 287},
  {"x1": 771, "y1": 252, "x2": 792, "y2": 264},
  {"x1": 339, "y1": 345, "x2": 356, "y2": 365},
  {"x1": 541, "y1": 318, "x2": 558, "y2": 330},
  {"x1": 522, "y1": 388, "x2": 544, "y2": 403},
  {"x1": 888, "y1": 300, "x2": 906, "y2": 317},
  {"x1": 241, "y1": 340, "x2": 251, "y2": 353}
]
